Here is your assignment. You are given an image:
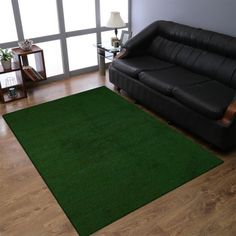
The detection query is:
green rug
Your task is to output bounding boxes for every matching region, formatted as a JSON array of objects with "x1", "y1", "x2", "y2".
[{"x1": 3, "y1": 87, "x2": 222, "y2": 236}]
